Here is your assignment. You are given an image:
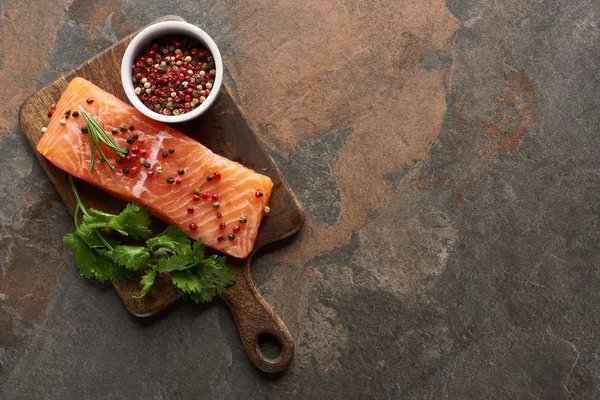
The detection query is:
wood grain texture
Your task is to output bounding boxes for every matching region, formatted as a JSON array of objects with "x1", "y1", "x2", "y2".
[{"x1": 18, "y1": 16, "x2": 304, "y2": 373}]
